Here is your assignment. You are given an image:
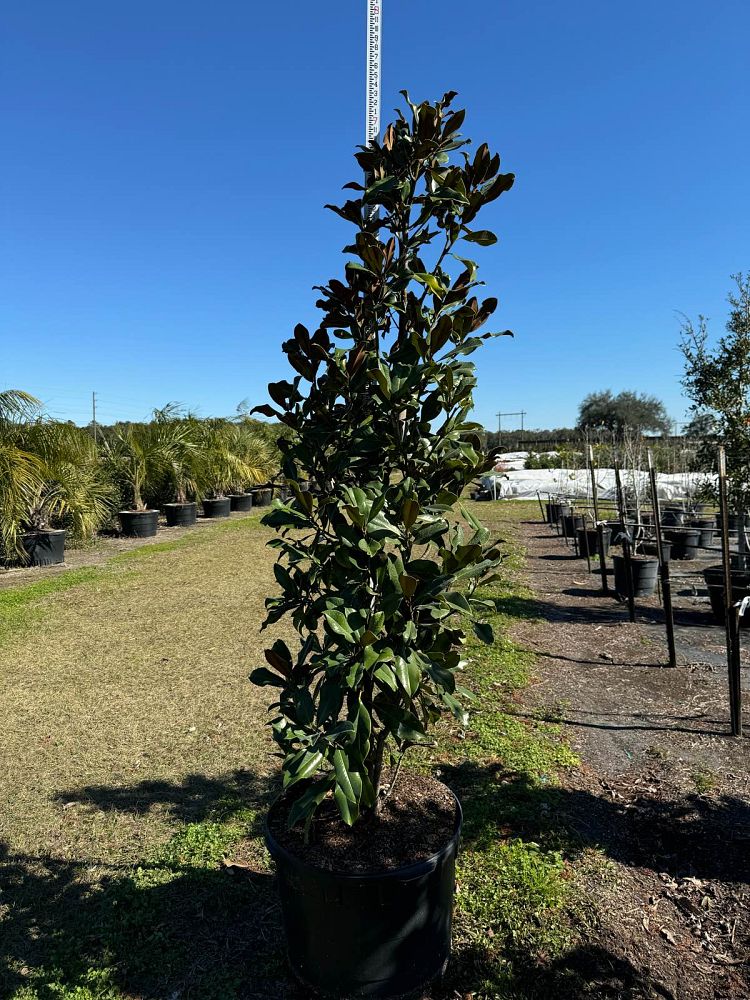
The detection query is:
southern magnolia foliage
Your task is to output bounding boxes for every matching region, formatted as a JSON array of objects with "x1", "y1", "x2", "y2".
[{"x1": 252, "y1": 94, "x2": 515, "y2": 830}]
